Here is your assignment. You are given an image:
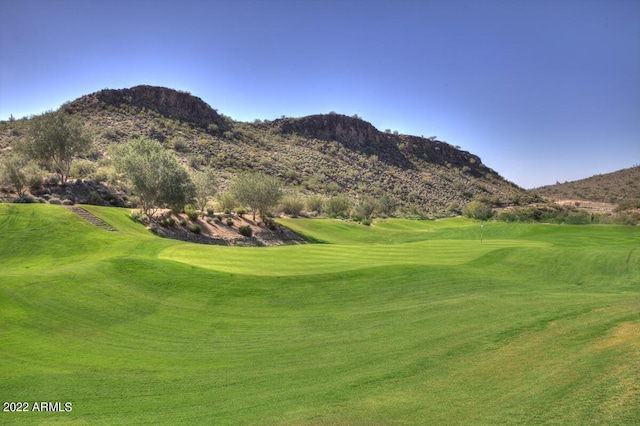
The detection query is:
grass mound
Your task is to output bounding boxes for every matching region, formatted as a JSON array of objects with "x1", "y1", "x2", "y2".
[{"x1": 1, "y1": 204, "x2": 638, "y2": 424}]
